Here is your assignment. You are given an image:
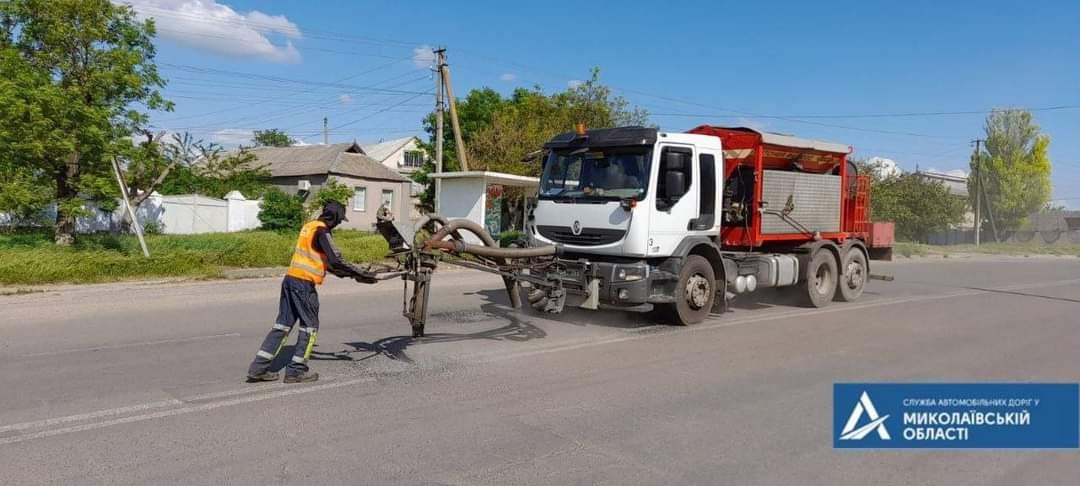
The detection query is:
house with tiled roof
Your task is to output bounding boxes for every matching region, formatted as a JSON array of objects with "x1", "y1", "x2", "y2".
[{"x1": 250, "y1": 142, "x2": 412, "y2": 229}]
